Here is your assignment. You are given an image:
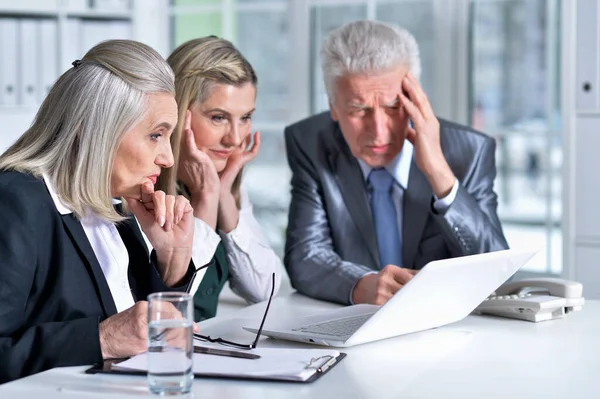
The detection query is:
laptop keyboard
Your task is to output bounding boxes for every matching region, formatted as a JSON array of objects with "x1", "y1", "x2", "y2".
[{"x1": 292, "y1": 314, "x2": 371, "y2": 337}]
